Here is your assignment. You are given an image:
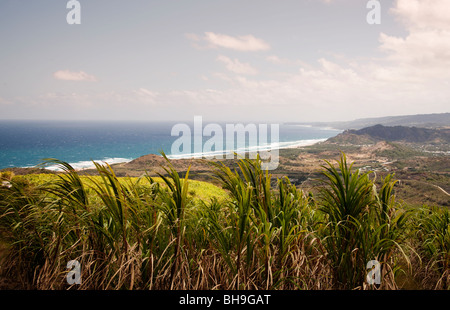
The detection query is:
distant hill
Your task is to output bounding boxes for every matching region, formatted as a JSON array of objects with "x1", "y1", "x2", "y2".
[
  {"x1": 348, "y1": 124, "x2": 450, "y2": 143},
  {"x1": 328, "y1": 124, "x2": 450, "y2": 144},
  {"x1": 289, "y1": 112, "x2": 450, "y2": 130}
]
